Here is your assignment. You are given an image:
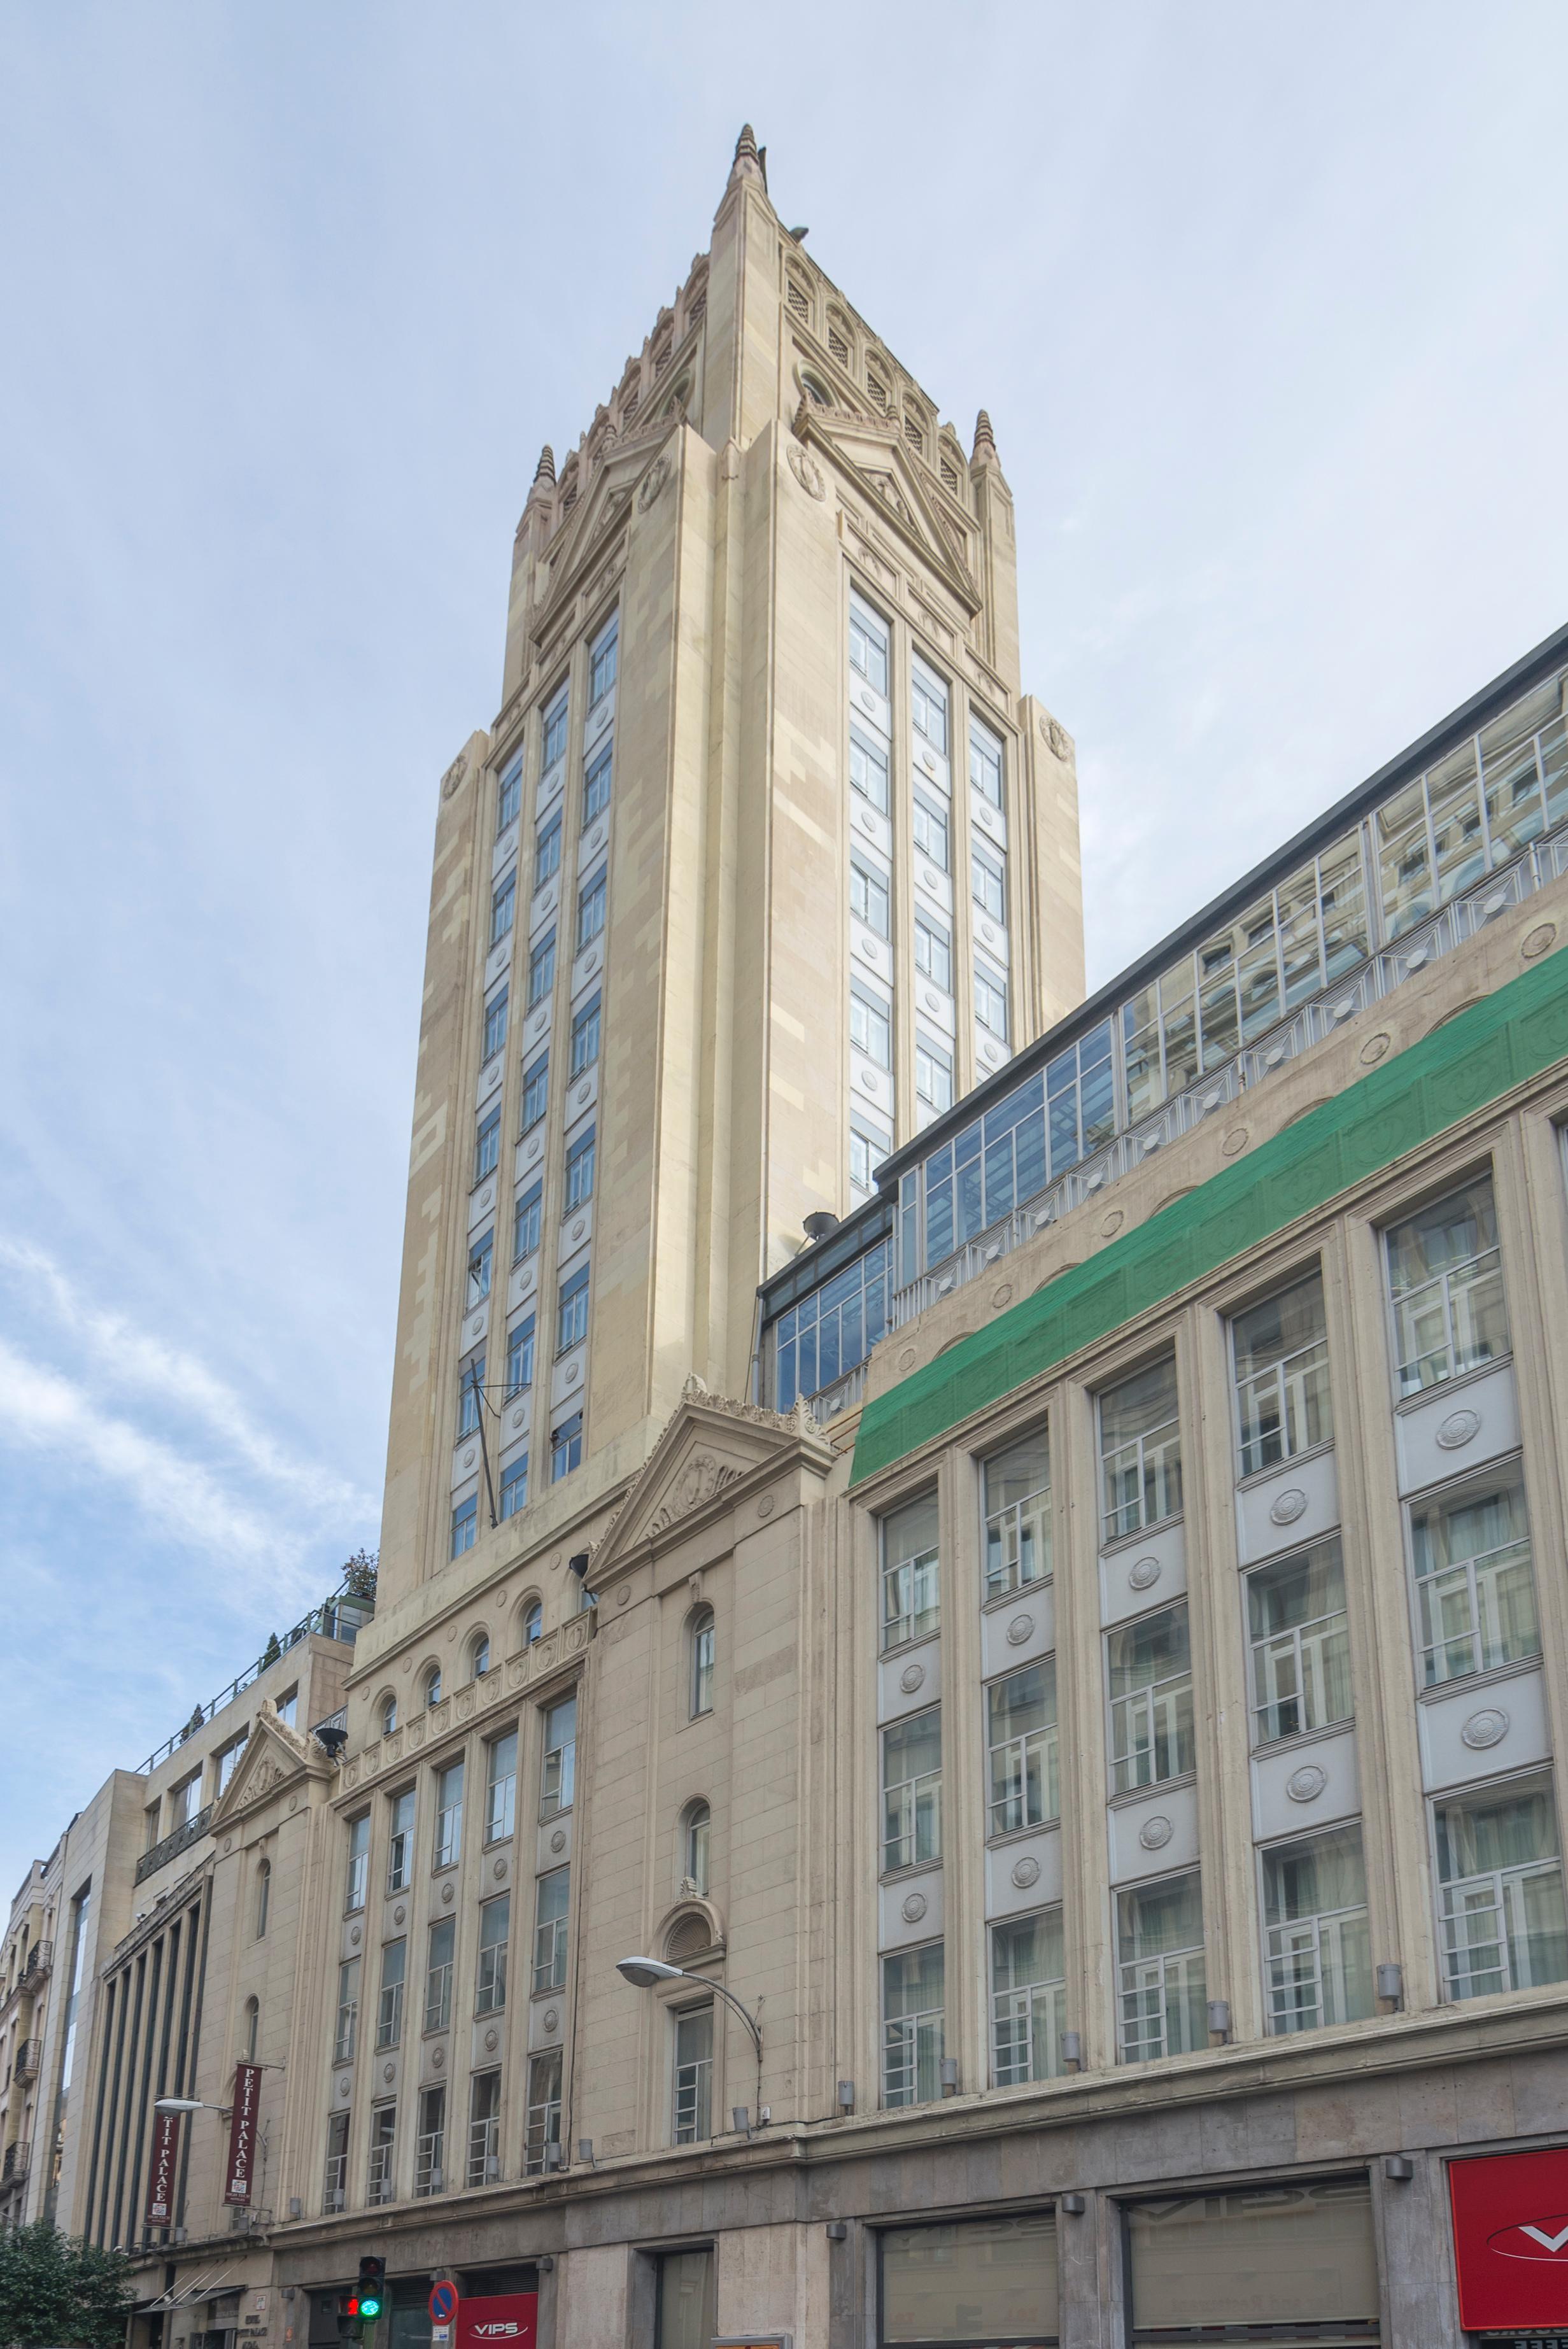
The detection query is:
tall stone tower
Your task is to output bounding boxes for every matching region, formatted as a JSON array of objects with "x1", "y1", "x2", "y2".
[{"x1": 376, "y1": 127, "x2": 1085, "y2": 1614}]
